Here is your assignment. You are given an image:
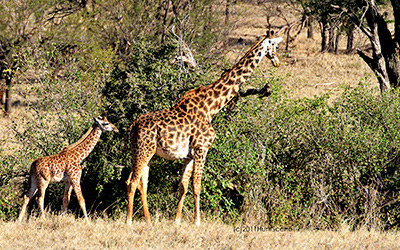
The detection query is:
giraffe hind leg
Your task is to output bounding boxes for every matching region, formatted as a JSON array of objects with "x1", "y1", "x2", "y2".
[
  {"x1": 126, "y1": 170, "x2": 139, "y2": 225},
  {"x1": 137, "y1": 164, "x2": 151, "y2": 222},
  {"x1": 18, "y1": 175, "x2": 38, "y2": 222},
  {"x1": 126, "y1": 157, "x2": 153, "y2": 225},
  {"x1": 175, "y1": 158, "x2": 194, "y2": 225},
  {"x1": 62, "y1": 181, "x2": 73, "y2": 213}
]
